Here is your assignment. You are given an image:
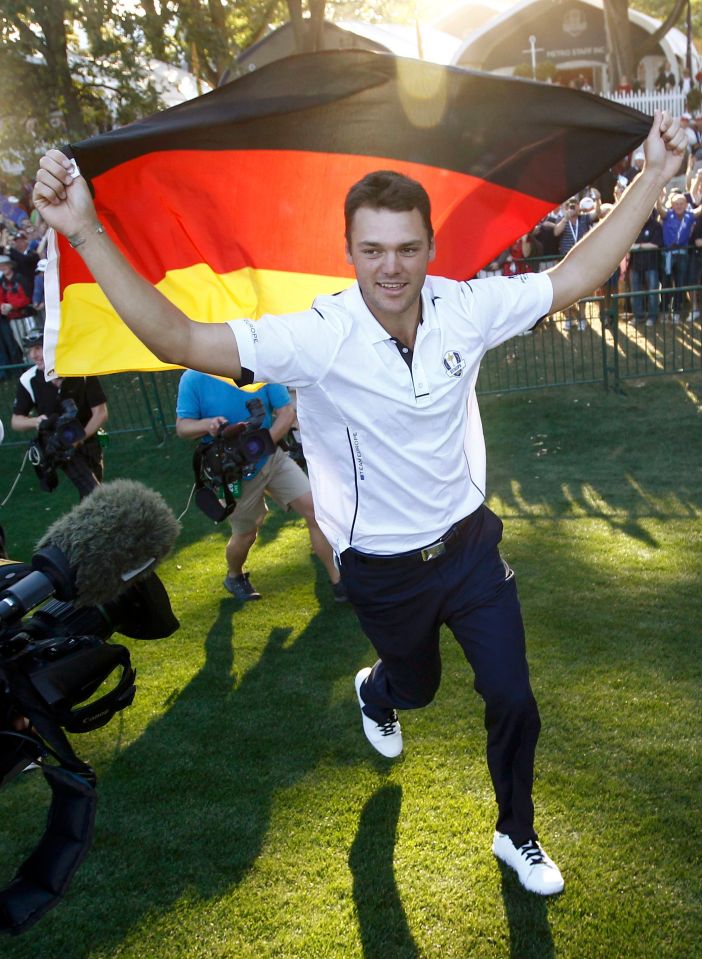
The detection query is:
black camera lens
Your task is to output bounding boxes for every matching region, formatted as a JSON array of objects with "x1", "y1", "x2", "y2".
[
  {"x1": 57, "y1": 424, "x2": 82, "y2": 445},
  {"x1": 242, "y1": 435, "x2": 268, "y2": 460}
]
